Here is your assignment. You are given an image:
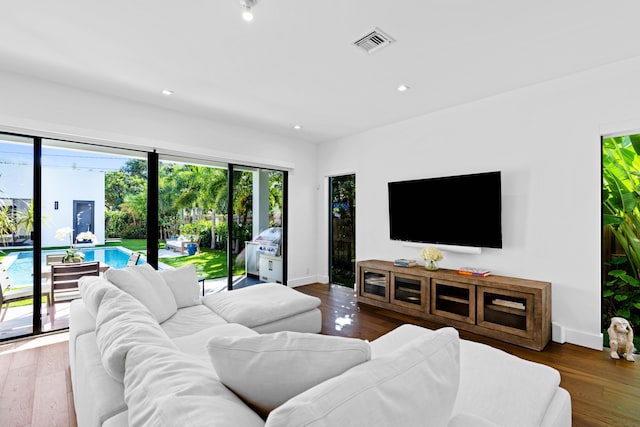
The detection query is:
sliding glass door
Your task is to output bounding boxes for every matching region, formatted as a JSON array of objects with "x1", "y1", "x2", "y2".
[
  {"x1": 229, "y1": 165, "x2": 286, "y2": 290},
  {"x1": 0, "y1": 132, "x2": 289, "y2": 342},
  {"x1": 40, "y1": 139, "x2": 148, "y2": 332},
  {"x1": 158, "y1": 155, "x2": 229, "y2": 294},
  {"x1": 0, "y1": 134, "x2": 35, "y2": 340}
]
